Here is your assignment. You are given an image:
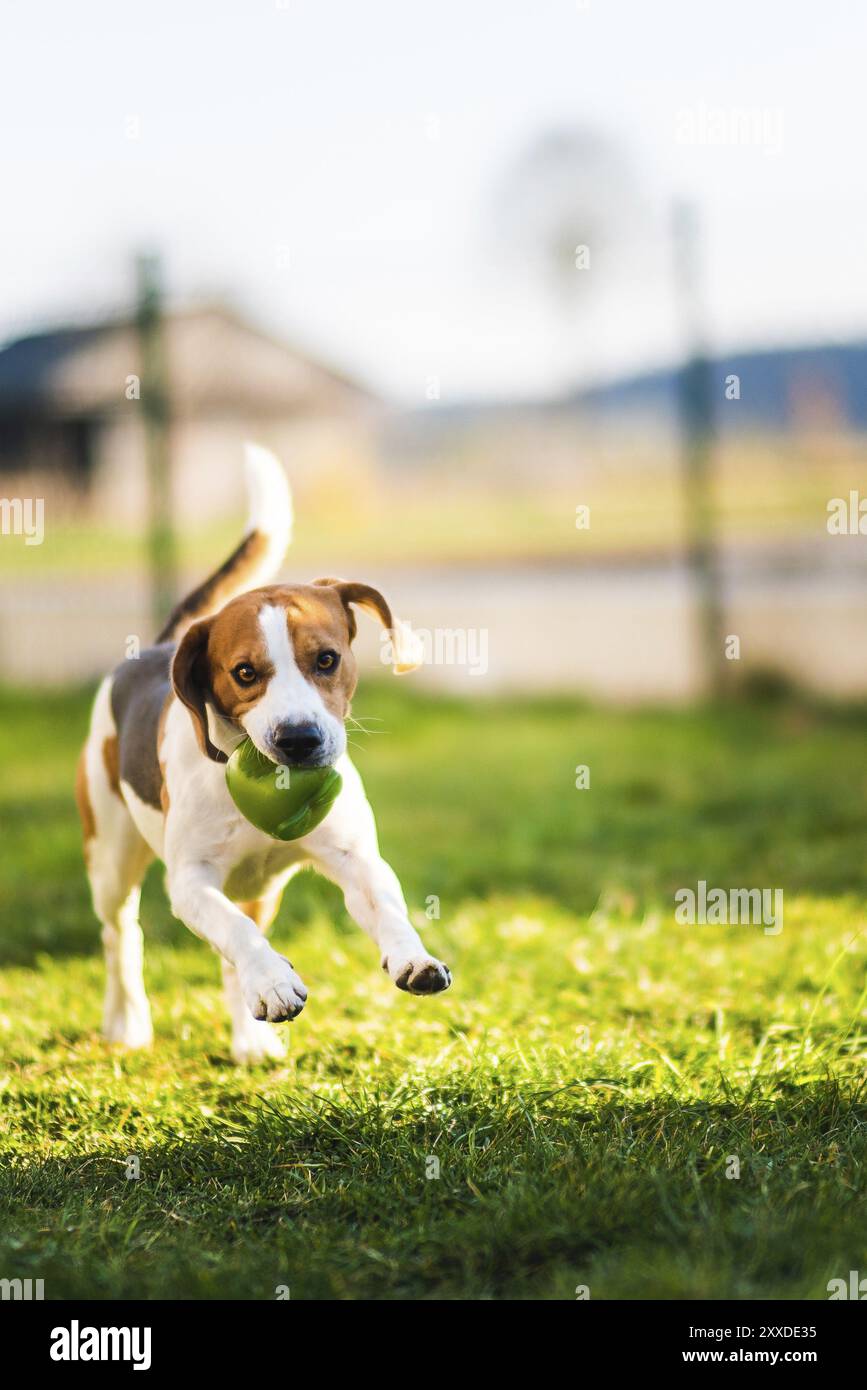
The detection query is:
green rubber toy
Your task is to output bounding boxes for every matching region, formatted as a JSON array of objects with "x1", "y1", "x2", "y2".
[{"x1": 226, "y1": 738, "x2": 342, "y2": 841}]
